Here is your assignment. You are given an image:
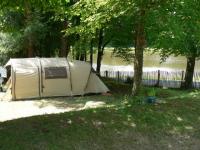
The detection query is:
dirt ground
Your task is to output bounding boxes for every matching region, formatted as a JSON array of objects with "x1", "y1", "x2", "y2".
[{"x1": 0, "y1": 94, "x2": 105, "y2": 122}]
